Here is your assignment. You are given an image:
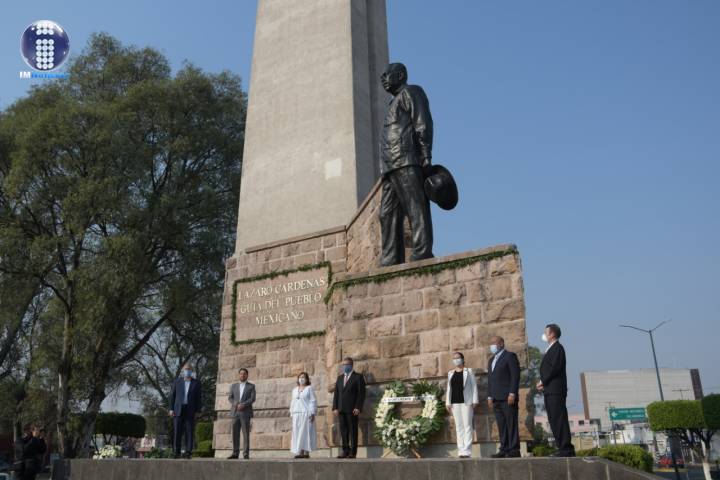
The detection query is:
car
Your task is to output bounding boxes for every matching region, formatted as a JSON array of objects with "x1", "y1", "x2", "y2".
[{"x1": 657, "y1": 455, "x2": 684, "y2": 468}]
